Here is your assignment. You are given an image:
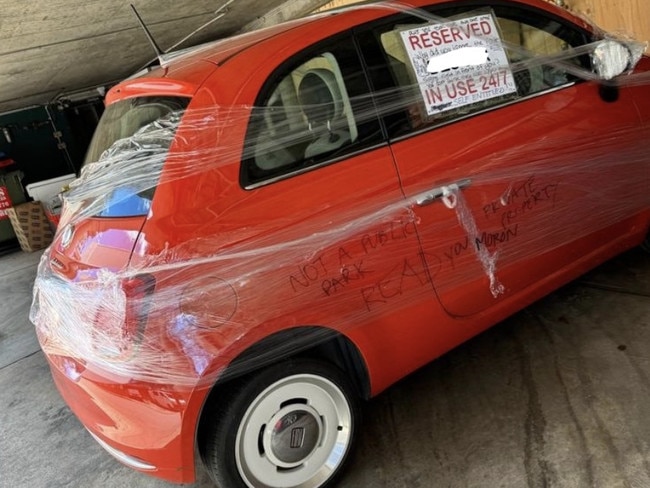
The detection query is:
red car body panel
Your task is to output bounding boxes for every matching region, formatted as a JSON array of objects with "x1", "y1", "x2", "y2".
[{"x1": 34, "y1": 0, "x2": 649, "y2": 483}]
